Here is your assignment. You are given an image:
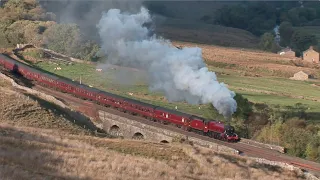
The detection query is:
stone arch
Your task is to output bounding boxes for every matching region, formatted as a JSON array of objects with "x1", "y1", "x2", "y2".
[
  {"x1": 160, "y1": 140, "x2": 169, "y2": 143},
  {"x1": 109, "y1": 125, "x2": 122, "y2": 137},
  {"x1": 132, "y1": 132, "x2": 144, "y2": 140}
]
